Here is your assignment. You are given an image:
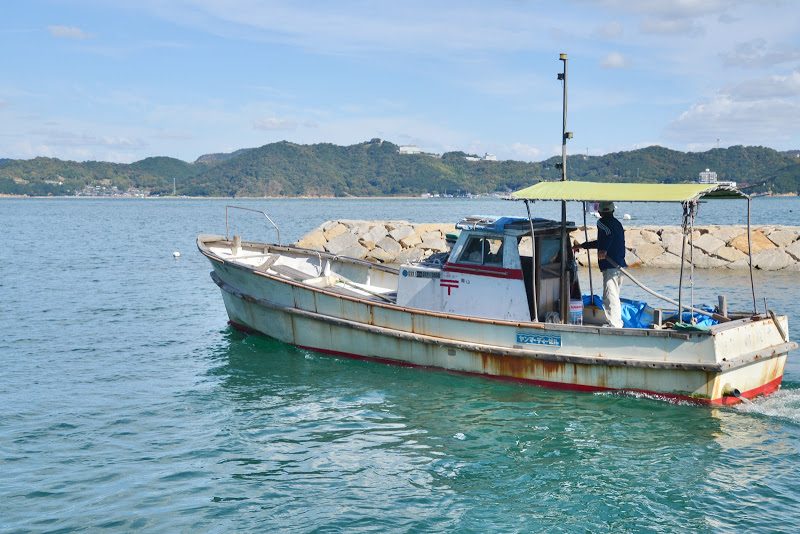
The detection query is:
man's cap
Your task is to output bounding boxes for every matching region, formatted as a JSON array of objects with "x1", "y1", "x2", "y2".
[{"x1": 598, "y1": 201, "x2": 615, "y2": 213}]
